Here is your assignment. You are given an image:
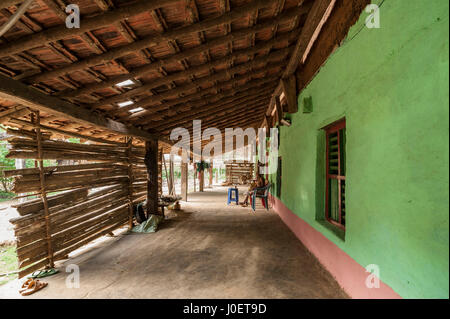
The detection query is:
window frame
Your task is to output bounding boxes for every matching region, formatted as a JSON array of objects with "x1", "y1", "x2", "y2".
[{"x1": 324, "y1": 118, "x2": 346, "y2": 230}]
